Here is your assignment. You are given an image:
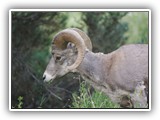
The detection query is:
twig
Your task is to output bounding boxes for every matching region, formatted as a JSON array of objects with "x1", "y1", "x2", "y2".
[
  {"x1": 14, "y1": 57, "x2": 62, "y2": 101},
  {"x1": 26, "y1": 66, "x2": 62, "y2": 101}
]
